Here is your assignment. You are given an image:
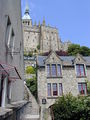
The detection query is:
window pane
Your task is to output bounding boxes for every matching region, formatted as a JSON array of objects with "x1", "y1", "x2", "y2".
[
  {"x1": 76, "y1": 65, "x2": 85, "y2": 76},
  {"x1": 51, "y1": 64, "x2": 56, "y2": 76},
  {"x1": 78, "y1": 83, "x2": 87, "y2": 95},
  {"x1": 57, "y1": 64, "x2": 61, "y2": 76},
  {"x1": 53, "y1": 83, "x2": 58, "y2": 96},
  {"x1": 47, "y1": 83, "x2": 51, "y2": 96},
  {"x1": 80, "y1": 65, "x2": 85, "y2": 76},
  {"x1": 82, "y1": 83, "x2": 87, "y2": 95},
  {"x1": 76, "y1": 65, "x2": 80, "y2": 76},
  {"x1": 59, "y1": 84, "x2": 63, "y2": 96},
  {"x1": 78, "y1": 84, "x2": 82, "y2": 94},
  {"x1": 47, "y1": 64, "x2": 50, "y2": 77}
]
